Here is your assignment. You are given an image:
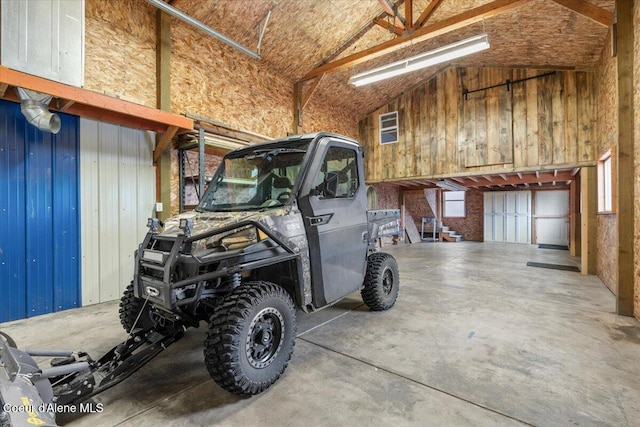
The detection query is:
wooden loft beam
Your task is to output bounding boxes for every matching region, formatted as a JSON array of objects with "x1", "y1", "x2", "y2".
[
  {"x1": 549, "y1": 0, "x2": 613, "y2": 27},
  {"x1": 0, "y1": 66, "x2": 193, "y2": 133},
  {"x1": 301, "y1": 0, "x2": 527, "y2": 82},
  {"x1": 415, "y1": 0, "x2": 444, "y2": 28}
]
